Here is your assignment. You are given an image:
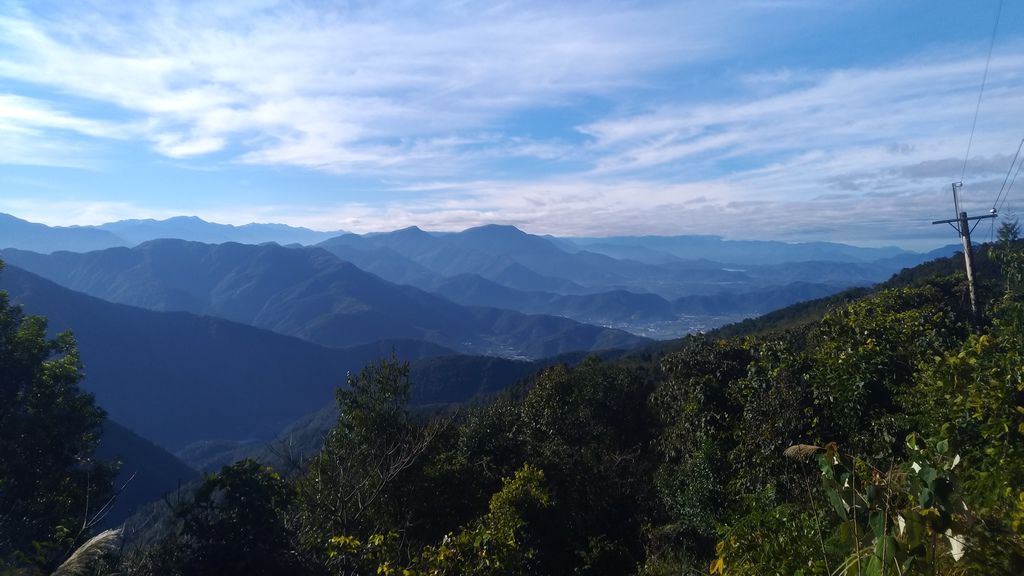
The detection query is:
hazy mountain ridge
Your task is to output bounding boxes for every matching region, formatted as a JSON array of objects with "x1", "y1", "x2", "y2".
[
  {"x1": 0, "y1": 212, "x2": 345, "y2": 252},
  {"x1": 323, "y1": 226, "x2": 593, "y2": 294},
  {"x1": 319, "y1": 225, "x2": 950, "y2": 336},
  {"x1": 0, "y1": 212, "x2": 126, "y2": 253},
  {"x1": 565, "y1": 234, "x2": 916, "y2": 265},
  {"x1": 323, "y1": 224, "x2": 953, "y2": 295},
  {"x1": 1, "y1": 212, "x2": 958, "y2": 341},
  {"x1": 98, "y1": 215, "x2": 345, "y2": 246},
  {"x1": 0, "y1": 240, "x2": 648, "y2": 358}
]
